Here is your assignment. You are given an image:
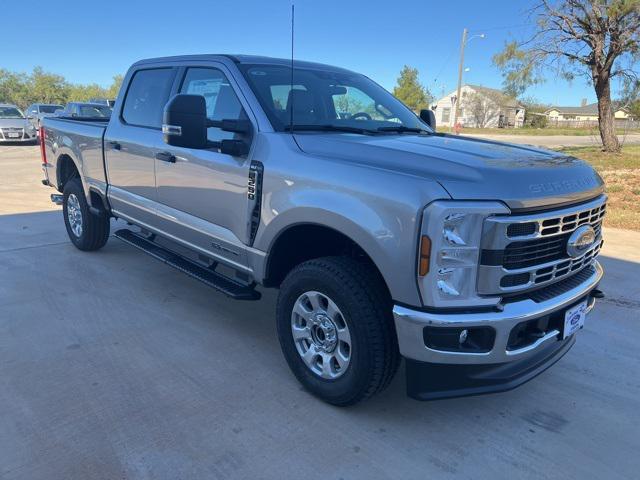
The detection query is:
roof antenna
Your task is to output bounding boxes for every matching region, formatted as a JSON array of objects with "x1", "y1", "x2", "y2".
[{"x1": 289, "y1": 4, "x2": 295, "y2": 132}]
